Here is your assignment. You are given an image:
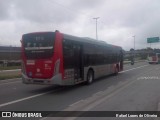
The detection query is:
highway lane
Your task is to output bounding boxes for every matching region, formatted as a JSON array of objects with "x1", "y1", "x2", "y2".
[
  {"x1": 0, "y1": 62, "x2": 150, "y2": 112},
  {"x1": 40, "y1": 63, "x2": 160, "y2": 120},
  {"x1": 68, "y1": 65, "x2": 160, "y2": 120},
  {"x1": 2, "y1": 61, "x2": 159, "y2": 120}
]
